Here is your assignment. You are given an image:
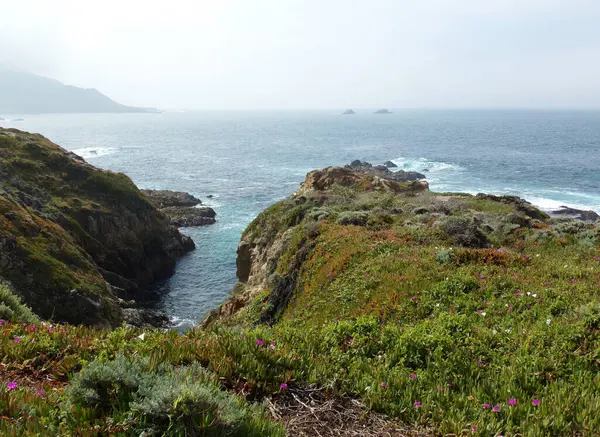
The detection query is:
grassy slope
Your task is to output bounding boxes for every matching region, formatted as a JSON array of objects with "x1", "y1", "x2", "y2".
[{"x1": 1, "y1": 177, "x2": 599, "y2": 436}]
